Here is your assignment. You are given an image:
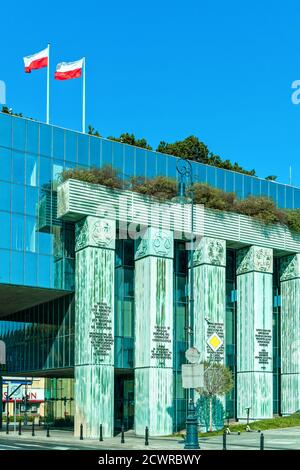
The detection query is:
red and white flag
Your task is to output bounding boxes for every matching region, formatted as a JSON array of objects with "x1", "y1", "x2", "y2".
[
  {"x1": 54, "y1": 59, "x2": 84, "y2": 80},
  {"x1": 23, "y1": 47, "x2": 49, "y2": 73}
]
